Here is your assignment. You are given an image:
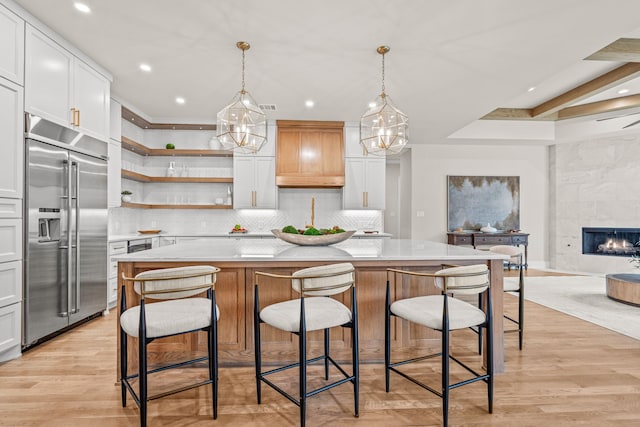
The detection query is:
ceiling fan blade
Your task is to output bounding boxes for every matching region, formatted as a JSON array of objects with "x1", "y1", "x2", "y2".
[
  {"x1": 622, "y1": 118, "x2": 640, "y2": 129},
  {"x1": 596, "y1": 111, "x2": 640, "y2": 122}
]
